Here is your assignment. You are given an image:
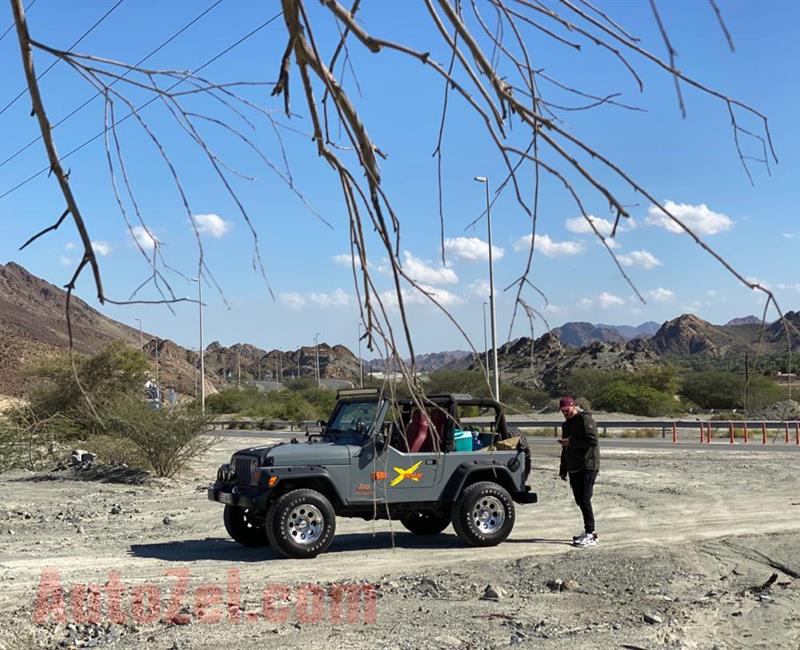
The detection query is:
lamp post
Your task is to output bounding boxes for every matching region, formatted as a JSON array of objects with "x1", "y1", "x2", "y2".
[
  {"x1": 190, "y1": 277, "x2": 205, "y2": 414},
  {"x1": 482, "y1": 301, "x2": 489, "y2": 379},
  {"x1": 474, "y1": 176, "x2": 500, "y2": 401}
]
